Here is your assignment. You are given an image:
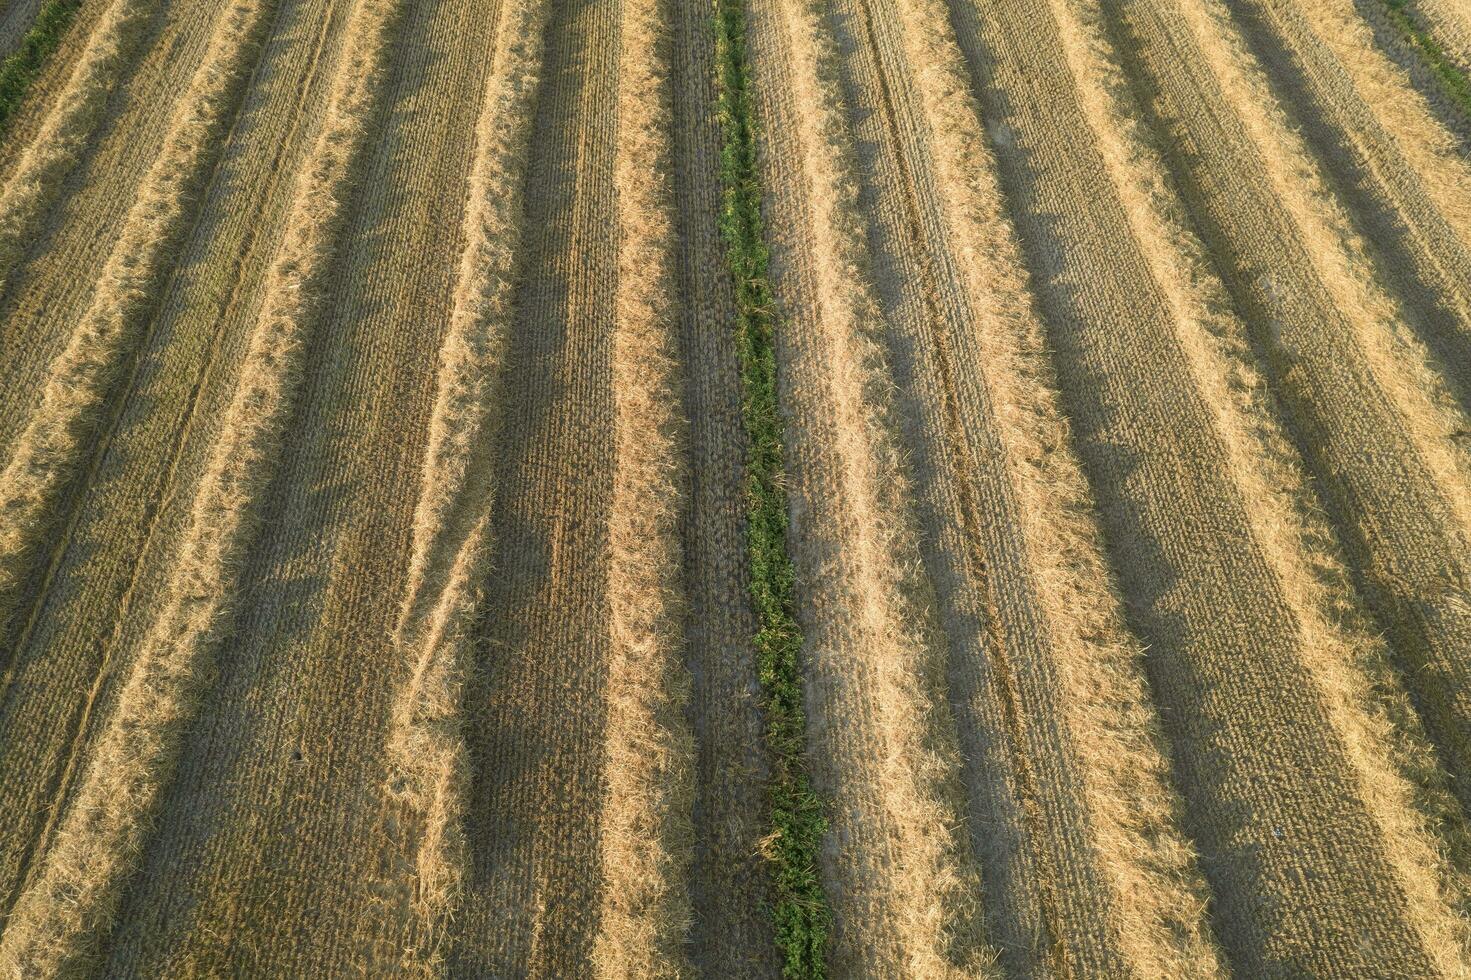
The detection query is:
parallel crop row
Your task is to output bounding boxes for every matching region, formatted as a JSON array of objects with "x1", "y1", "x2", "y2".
[
  {"x1": 0, "y1": 0, "x2": 1470, "y2": 972},
  {"x1": 713, "y1": 0, "x2": 831, "y2": 974},
  {"x1": 1381, "y1": 0, "x2": 1471, "y2": 117},
  {"x1": 0, "y1": 0, "x2": 405, "y2": 968},
  {"x1": 0, "y1": 0, "x2": 82, "y2": 133}
]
